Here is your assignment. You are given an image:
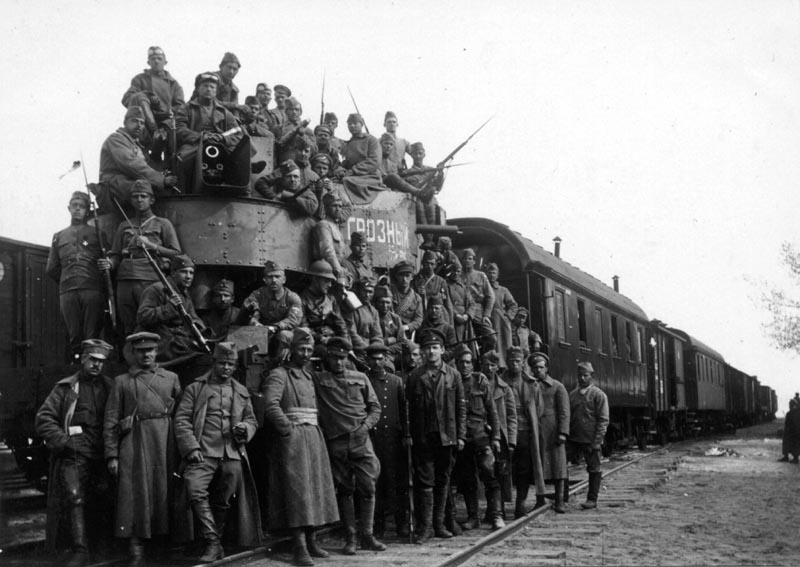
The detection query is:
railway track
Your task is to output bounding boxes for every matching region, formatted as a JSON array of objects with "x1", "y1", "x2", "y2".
[{"x1": 1, "y1": 446, "x2": 684, "y2": 567}]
